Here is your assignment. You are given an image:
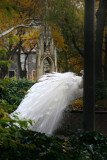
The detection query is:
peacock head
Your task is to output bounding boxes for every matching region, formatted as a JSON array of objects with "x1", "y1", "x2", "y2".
[{"x1": 80, "y1": 70, "x2": 84, "y2": 76}]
